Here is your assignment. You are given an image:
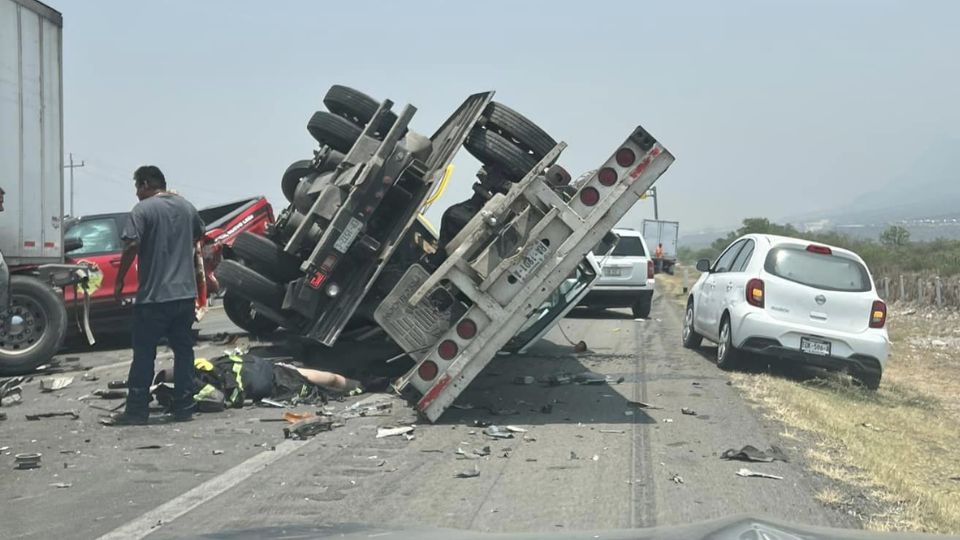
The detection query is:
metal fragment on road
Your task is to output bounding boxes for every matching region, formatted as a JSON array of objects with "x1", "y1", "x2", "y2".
[
  {"x1": 513, "y1": 376, "x2": 536, "y2": 385},
  {"x1": 600, "y1": 429, "x2": 625, "y2": 434},
  {"x1": 376, "y1": 426, "x2": 415, "y2": 439},
  {"x1": 40, "y1": 376, "x2": 74, "y2": 392},
  {"x1": 482, "y1": 425, "x2": 514, "y2": 439},
  {"x1": 736, "y1": 468, "x2": 783, "y2": 480},
  {"x1": 670, "y1": 473, "x2": 684, "y2": 484},
  {"x1": 93, "y1": 389, "x2": 127, "y2": 399},
  {"x1": 25, "y1": 410, "x2": 80, "y2": 421},
  {"x1": 592, "y1": 454, "x2": 599, "y2": 461},
  {"x1": 259, "y1": 398, "x2": 287, "y2": 408},
  {"x1": 15, "y1": 453, "x2": 42, "y2": 469},
  {"x1": 681, "y1": 408, "x2": 696, "y2": 416},
  {"x1": 570, "y1": 451, "x2": 580, "y2": 460},
  {"x1": 50, "y1": 482, "x2": 72, "y2": 488},
  {"x1": 212, "y1": 450, "x2": 224, "y2": 455},
  {"x1": 456, "y1": 447, "x2": 479, "y2": 460},
  {"x1": 504, "y1": 425, "x2": 527, "y2": 433},
  {"x1": 721, "y1": 445, "x2": 788, "y2": 463},
  {"x1": 456, "y1": 465, "x2": 480, "y2": 478},
  {"x1": 663, "y1": 418, "x2": 674, "y2": 423}
]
